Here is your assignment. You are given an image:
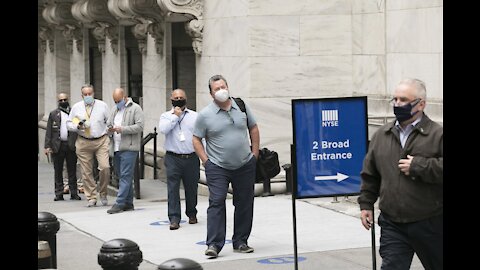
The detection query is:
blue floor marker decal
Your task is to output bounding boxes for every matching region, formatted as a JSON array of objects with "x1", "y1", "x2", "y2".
[{"x1": 257, "y1": 256, "x2": 306, "y2": 264}]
